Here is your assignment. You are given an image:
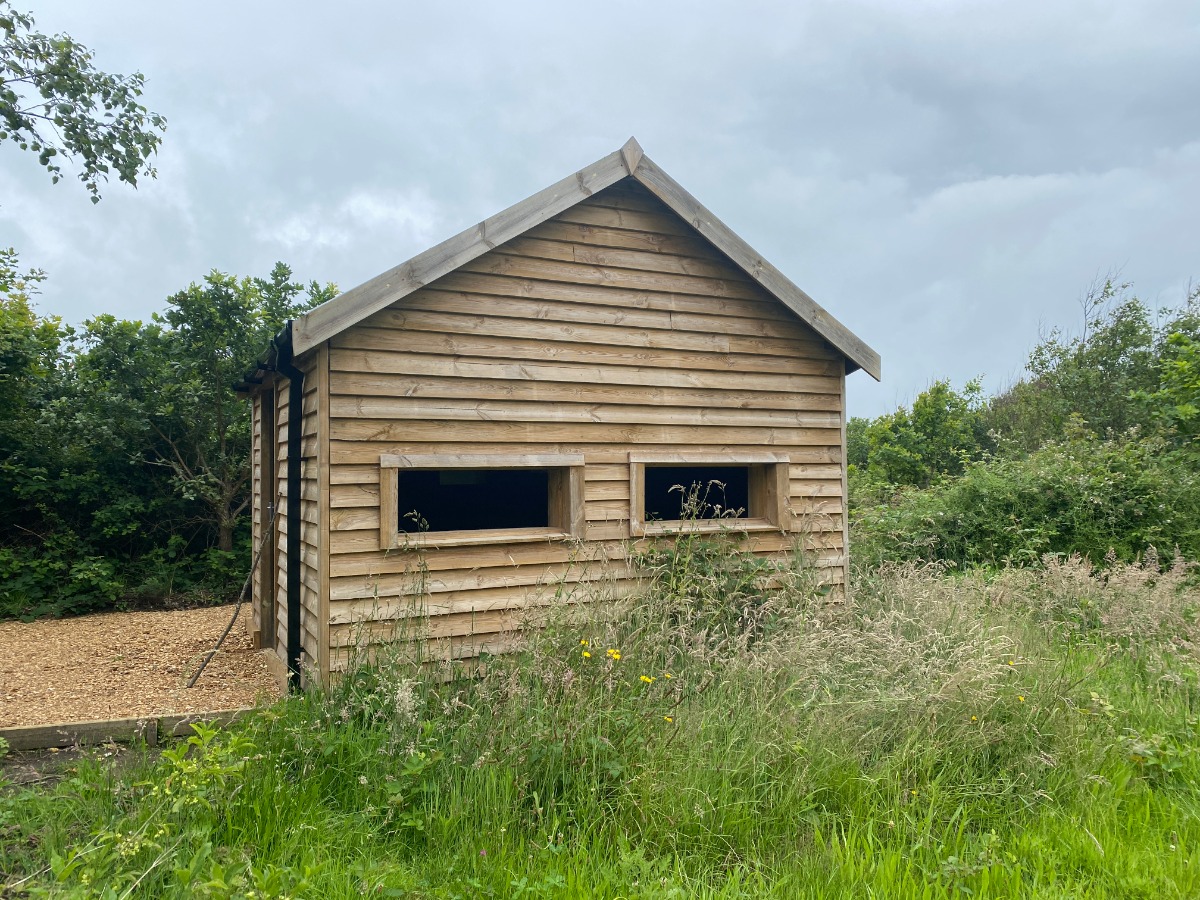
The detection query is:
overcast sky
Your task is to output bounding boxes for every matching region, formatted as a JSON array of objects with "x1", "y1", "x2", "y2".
[{"x1": 3, "y1": 0, "x2": 1197, "y2": 418}]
